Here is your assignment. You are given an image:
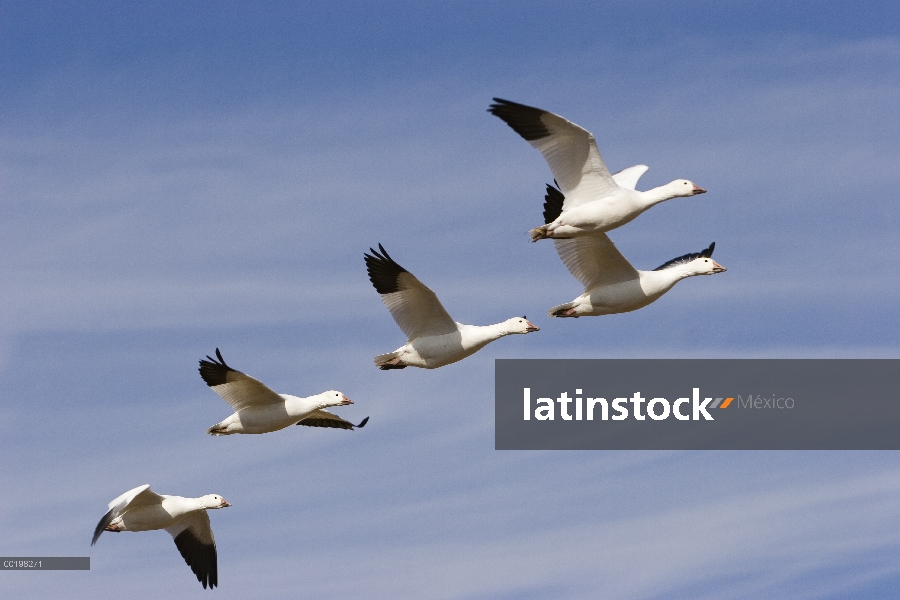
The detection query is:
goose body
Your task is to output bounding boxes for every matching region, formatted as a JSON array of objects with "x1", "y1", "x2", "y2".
[
  {"x1": 91, "y1": 484, "x2": 230, "y2": 589},
  {"x1": 199, "y1": 349, "x2": 367, "y2": 435},
  {"x1": 365, "y1": 244, "x2": 539, "y2": 369},
  {"x1": 549, "y1": 233, "x2": 726, "y2": 318},
  {"x1": 488, "y1": 98, "x2": 705, "y2": 241}
]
